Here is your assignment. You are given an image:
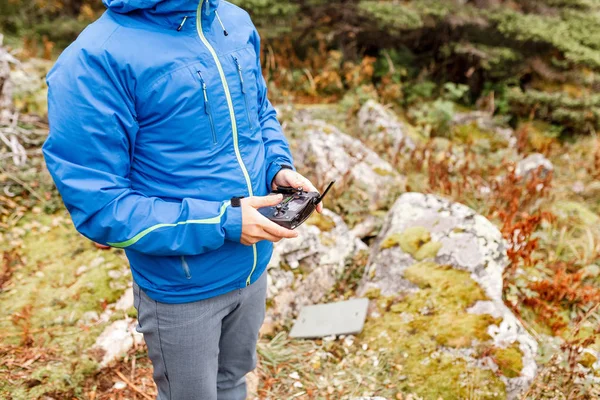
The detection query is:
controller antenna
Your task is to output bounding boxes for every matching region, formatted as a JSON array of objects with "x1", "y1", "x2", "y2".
[{"x1": 315, "y1": 181, "x2": 336, "y2": 204}]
